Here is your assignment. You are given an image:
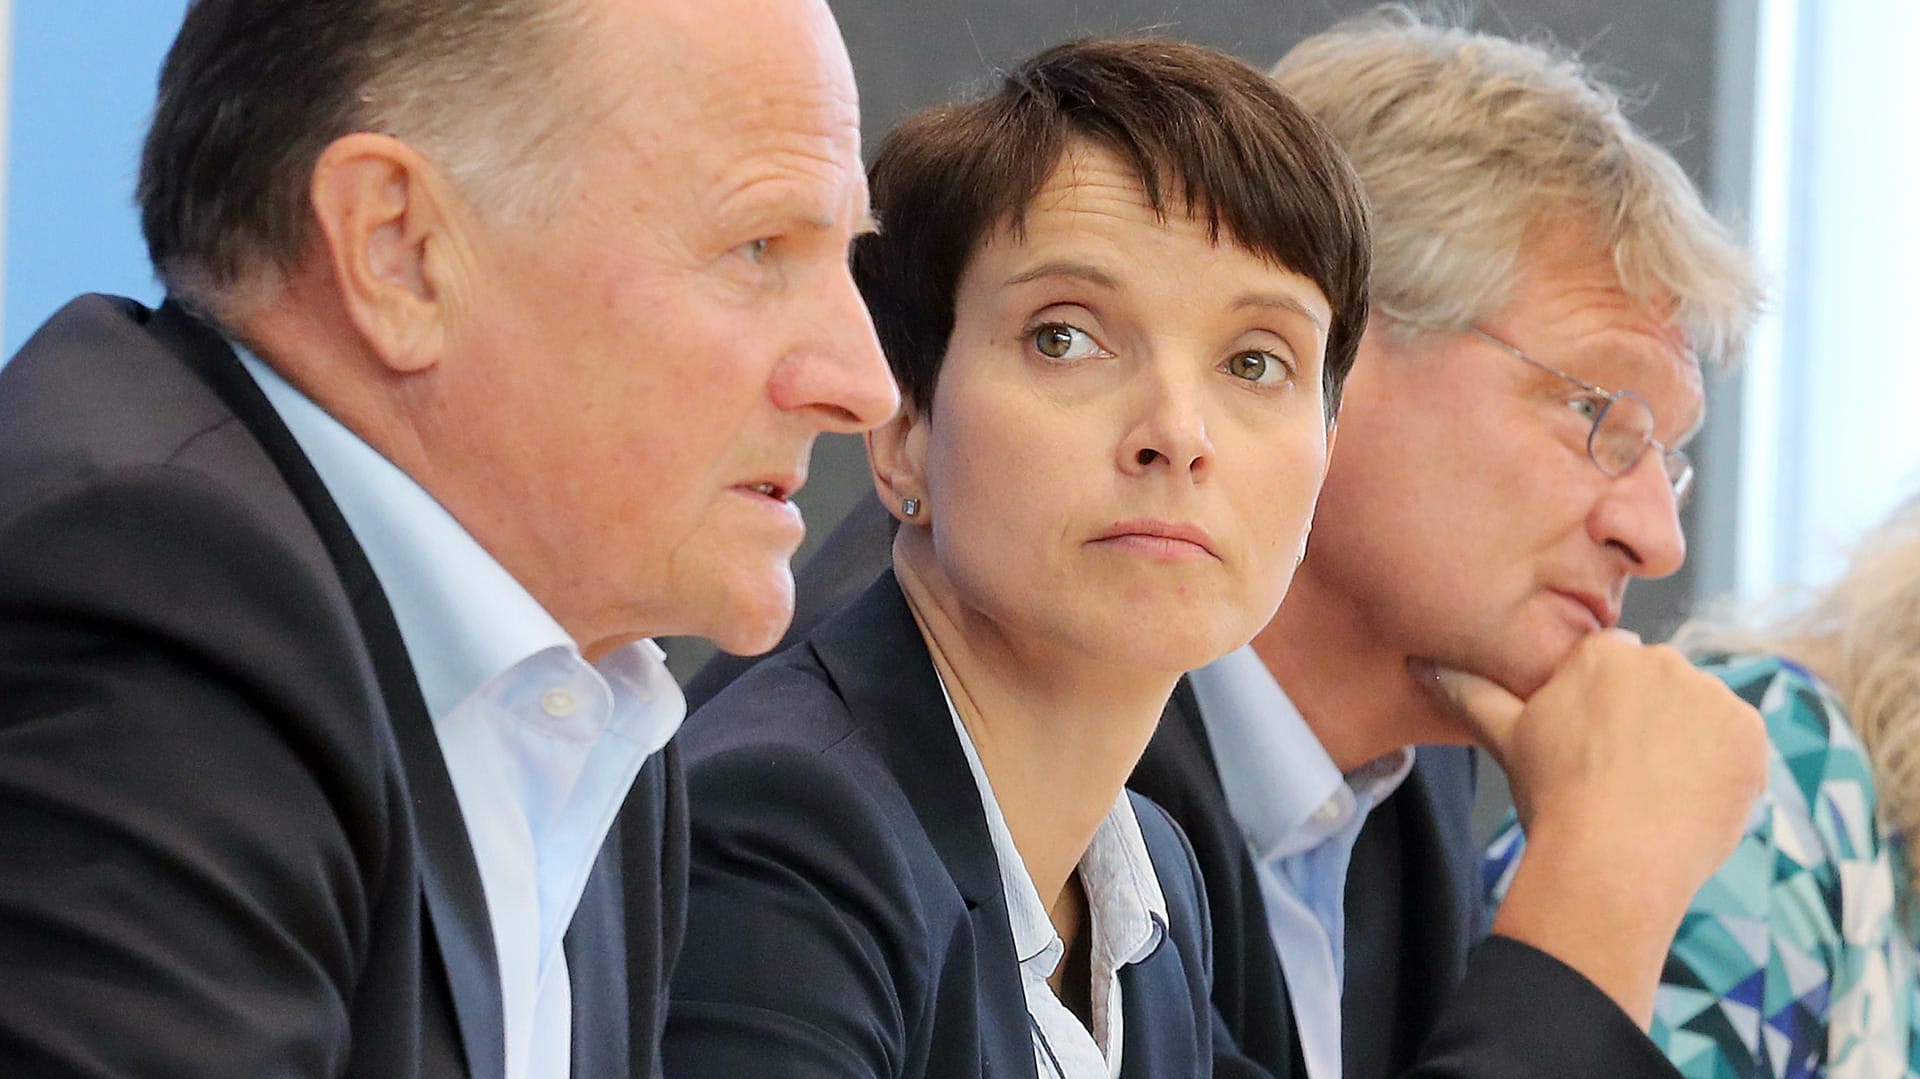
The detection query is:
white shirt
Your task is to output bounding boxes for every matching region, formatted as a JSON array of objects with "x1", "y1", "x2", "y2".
[
  {"x1": 1189, "y1": 646, "x2": 1412, "y2": 1079},
  {"x1": 239, "y1": 351, "x2": 685, "y2": 1079},
  {"x1": 938, "y1": 678, "x2": 1169, "y2": 1079}
]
